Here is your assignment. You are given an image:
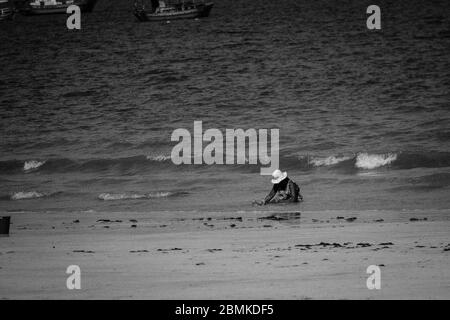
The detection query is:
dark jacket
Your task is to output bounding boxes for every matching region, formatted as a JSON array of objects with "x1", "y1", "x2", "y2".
[{"x1": 264, "y1": 177, "x2": 301, "y2": 204}]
